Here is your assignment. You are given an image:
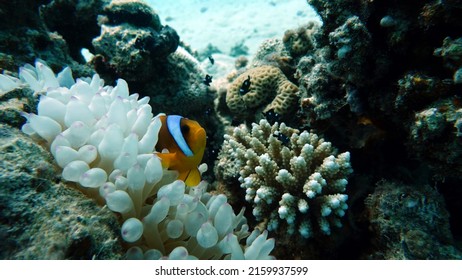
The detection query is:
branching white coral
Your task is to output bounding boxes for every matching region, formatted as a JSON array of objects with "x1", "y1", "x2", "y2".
[
  {"x1": 218, "y1": 119, "x2": 353, "y2": 238},
  {"x1": 1, "y1": 61, "x2": 276, "y2": 259}
]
